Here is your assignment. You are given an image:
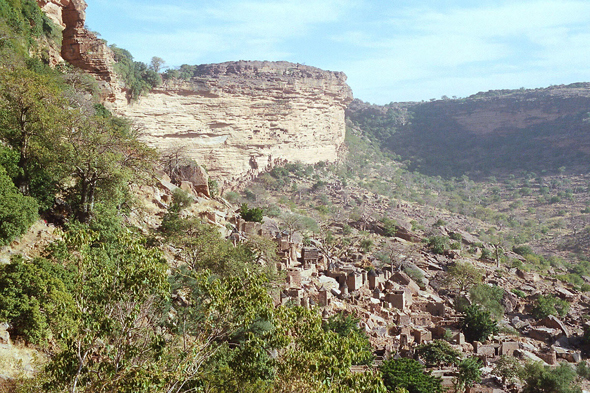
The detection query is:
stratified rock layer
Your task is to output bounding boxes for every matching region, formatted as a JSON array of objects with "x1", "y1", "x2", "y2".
[
  {"x1": 115, "y1": 61, "x2": 353, "y2": 190},
  {"x1": 37, "y1": 0, "x2": 122, "y2": 102}
]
